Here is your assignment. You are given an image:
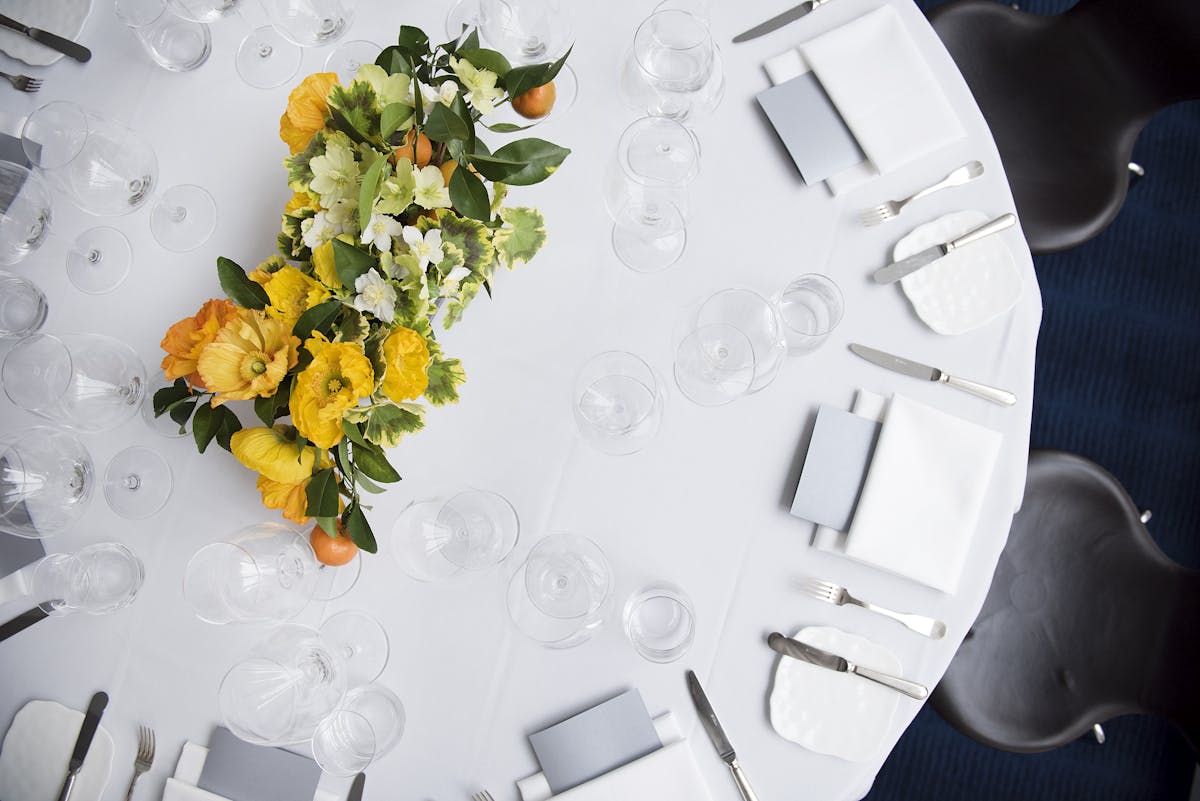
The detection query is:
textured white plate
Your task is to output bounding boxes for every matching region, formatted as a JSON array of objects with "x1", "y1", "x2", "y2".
[
  {"x1": 895, "y1": 210, "x2": 1022, "y2": 335},
  {"x1": 768, "y1": 626, "x2": 902, "y2": 762},
  {"x1": 0, "y1": 0, "x2": 92, "y2": 67},
  {"x1": 0, "y1": 699, "x2": 114, "y2": 801}
]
